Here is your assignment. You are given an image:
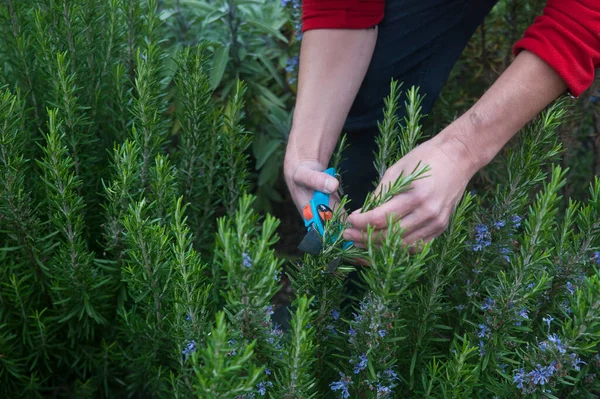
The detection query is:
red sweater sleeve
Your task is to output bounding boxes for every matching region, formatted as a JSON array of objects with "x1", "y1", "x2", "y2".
[
  {"x1": 302, "y1": 0, "x2": 385, "y2": 31},
  {"x1": 513, "y1": 0, "x2": 600, "y2": 97}
]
